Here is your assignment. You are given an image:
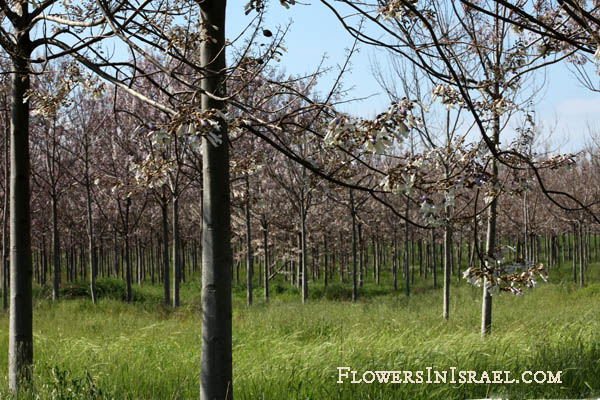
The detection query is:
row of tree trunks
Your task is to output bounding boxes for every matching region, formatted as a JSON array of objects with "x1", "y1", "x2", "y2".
[
  {"x1": 24, "y1": 227, "x2": 600, "y2": 299},
  {"x1": 28, "y1": 235, "x2": 200, "y2": 286}
]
